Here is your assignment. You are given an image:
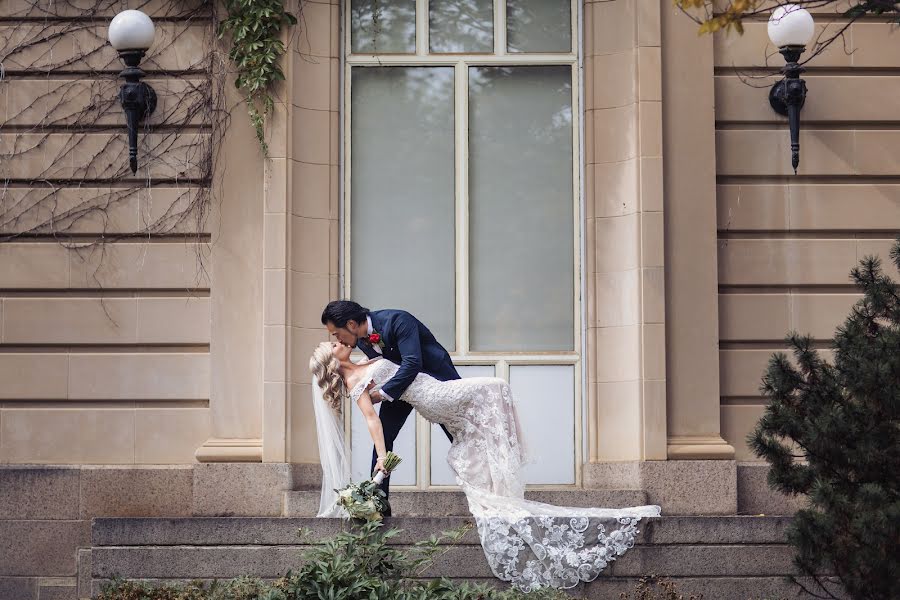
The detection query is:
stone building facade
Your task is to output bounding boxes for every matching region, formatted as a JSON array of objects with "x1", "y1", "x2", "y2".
[{"x1": 1, "y1": 0, "x2": 897, "y2": 597}]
